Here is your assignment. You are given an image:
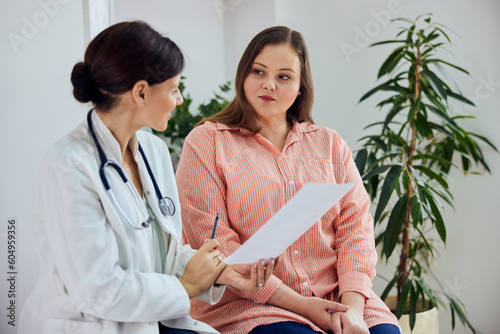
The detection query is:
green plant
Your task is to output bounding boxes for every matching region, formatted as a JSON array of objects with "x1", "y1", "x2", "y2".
[
  {"x1": 355, "y1": 14, "x2": 497, "y2": 332},
  {"x1": 153, "y1": 77, "x2": 231, "y2": 153}
]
